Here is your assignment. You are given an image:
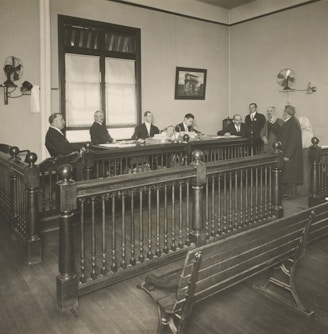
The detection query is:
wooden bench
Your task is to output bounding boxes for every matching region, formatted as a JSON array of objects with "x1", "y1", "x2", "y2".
[{"x1": 138, "y1": 206, "x2": 320, "y2": 334}]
